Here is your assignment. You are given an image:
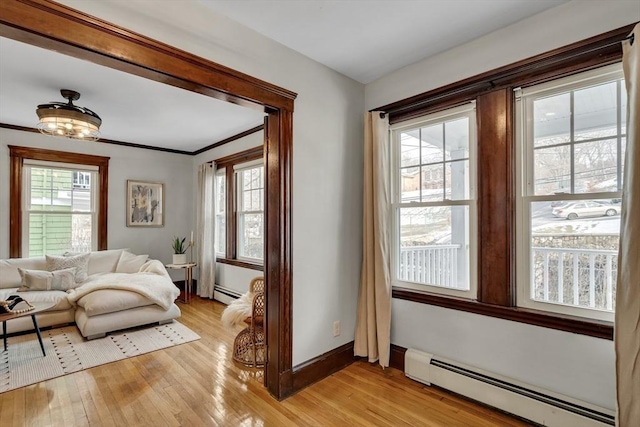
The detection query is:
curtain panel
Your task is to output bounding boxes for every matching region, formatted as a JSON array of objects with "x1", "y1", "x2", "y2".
[
  {"x1": 616, "y1": 23, "x2": 640, "y2": 427},
  {"x1": 354, "y1": 111, "x2": 392, "y2": 367},
  {"x1": 197, "y1": 162, "x2": 216, "y2": 298}
]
